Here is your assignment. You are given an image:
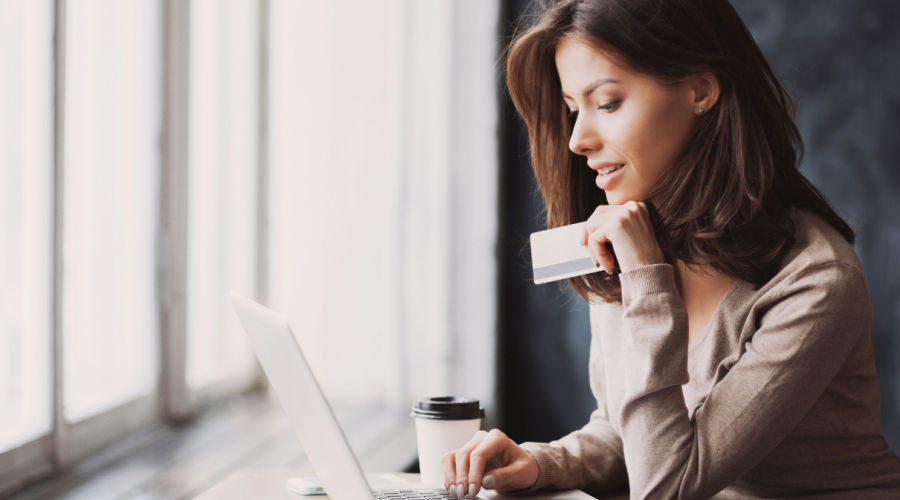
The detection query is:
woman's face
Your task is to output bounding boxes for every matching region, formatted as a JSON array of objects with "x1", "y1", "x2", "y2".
[{"x1": 555, "y1": 37, "x2": 703, "y2": 205}]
